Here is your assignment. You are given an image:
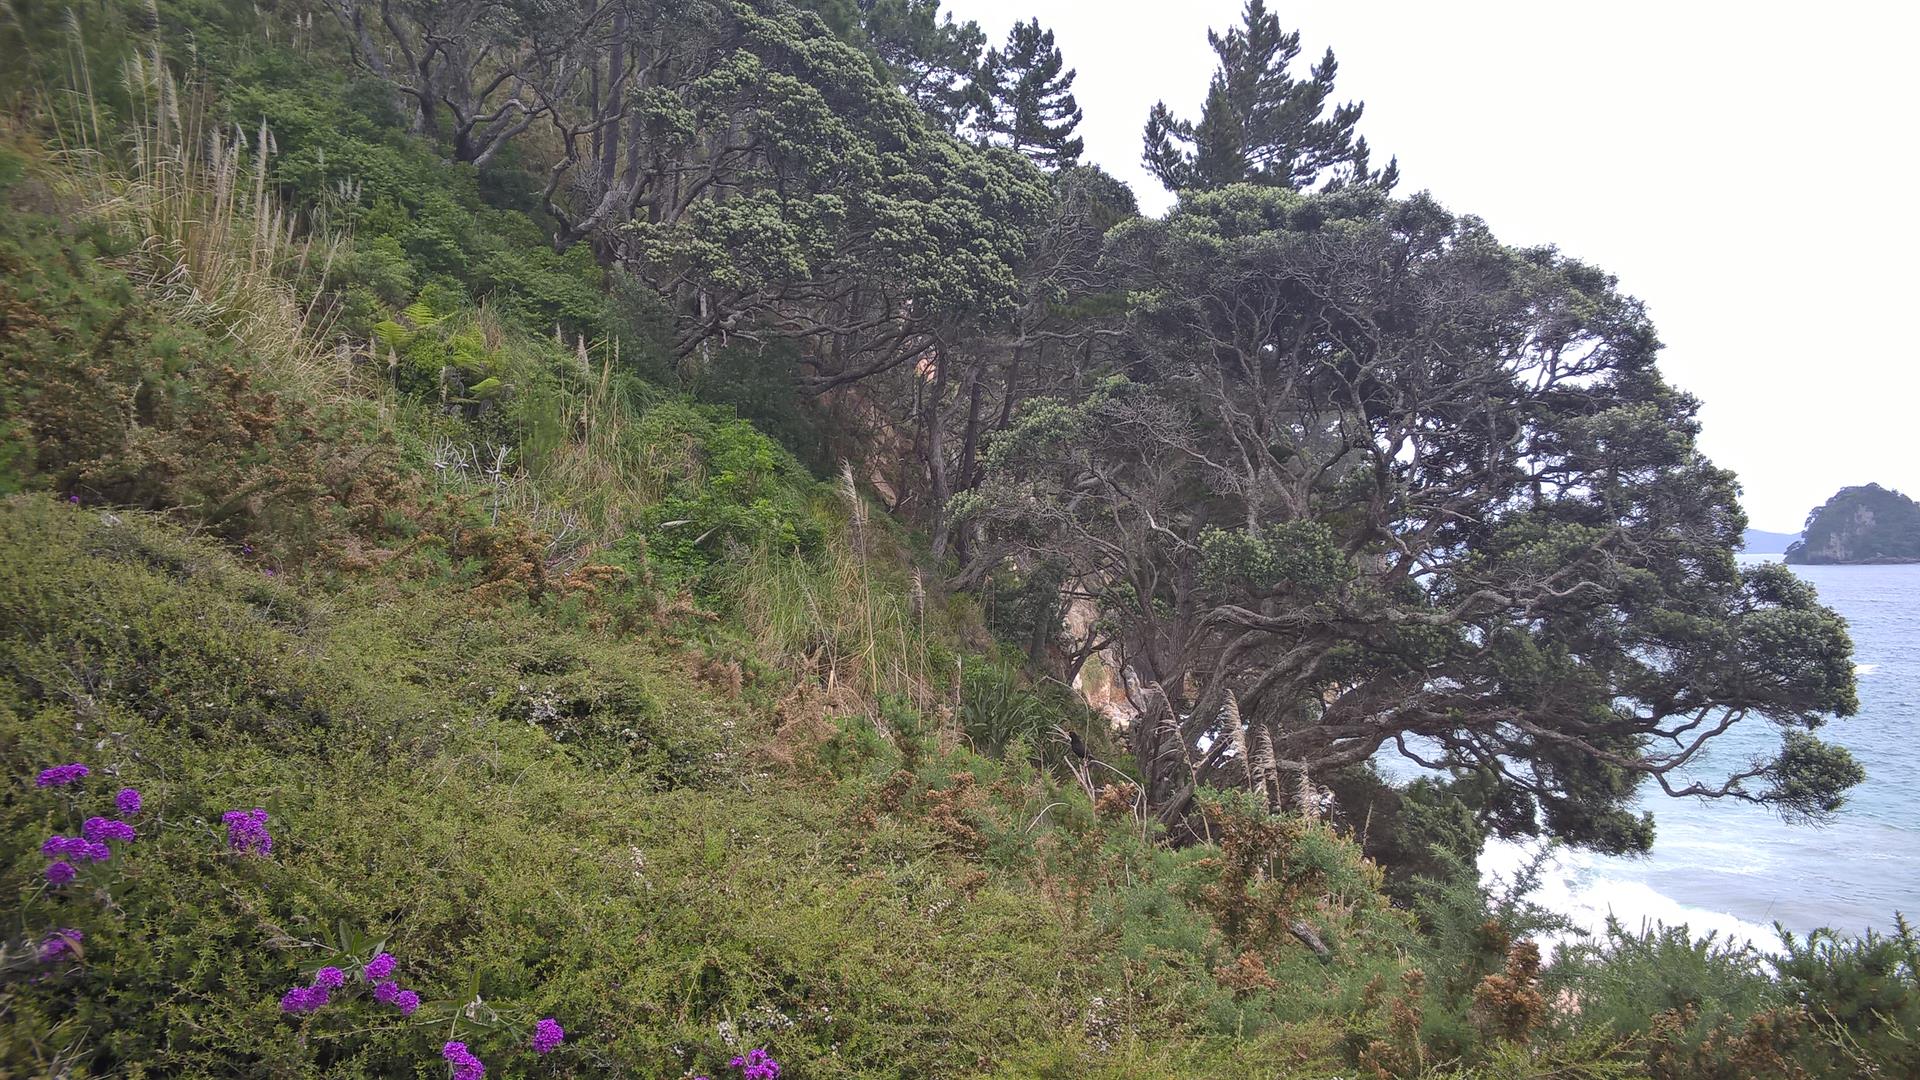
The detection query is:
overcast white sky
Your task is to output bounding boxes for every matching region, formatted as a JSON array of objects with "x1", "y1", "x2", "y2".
[{"x1": 946, "y1": 0, "x2": 1919, "y2": 531}]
